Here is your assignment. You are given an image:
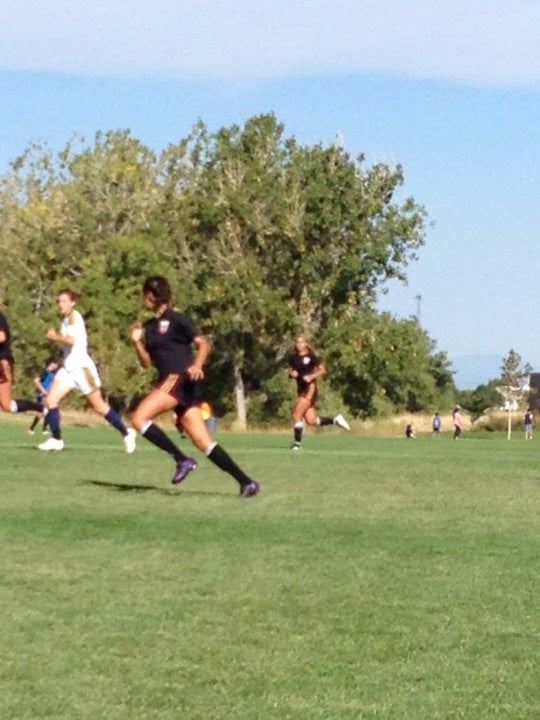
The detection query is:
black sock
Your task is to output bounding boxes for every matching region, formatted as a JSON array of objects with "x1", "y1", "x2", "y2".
[
  {"x1": 207, "y1": 444, "x2": 252, "y2": 487},
  {"x1": 294, "y1": 425, "x2": 303, "y2": 443},
  {"x1": 318, "y1": 416, "x2": 333, "y2": 426},
  {"x1": 15, "y1": 398, "x2": 43, "y2": 413},
  {"x1": 29, "y1": 416, "x2": 40, "y2": 431},
  {"x1": 142, "y1": 423, "x2": 187, "y2": 462}
]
